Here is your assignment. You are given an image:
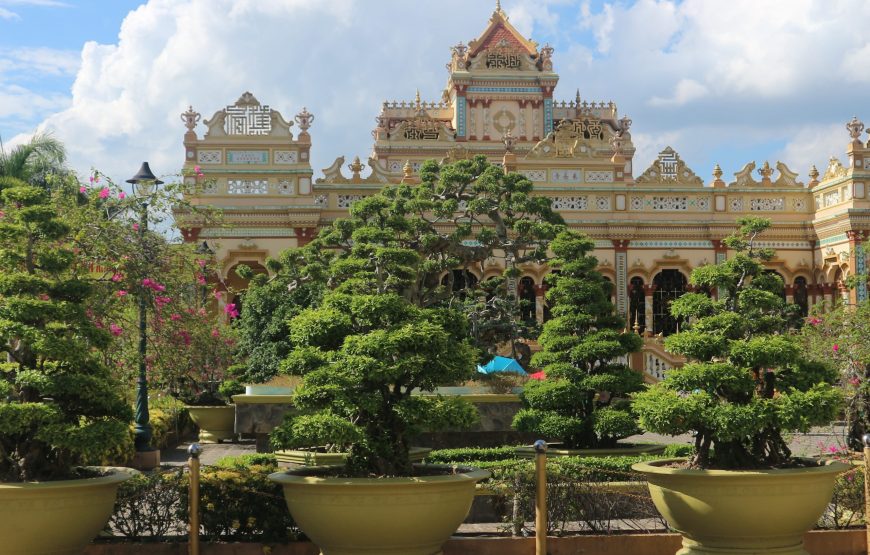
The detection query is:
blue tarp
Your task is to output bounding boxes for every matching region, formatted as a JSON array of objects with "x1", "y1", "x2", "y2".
[{"x1": 476, "y1": 356, "x2": 527, "y2": 375}]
